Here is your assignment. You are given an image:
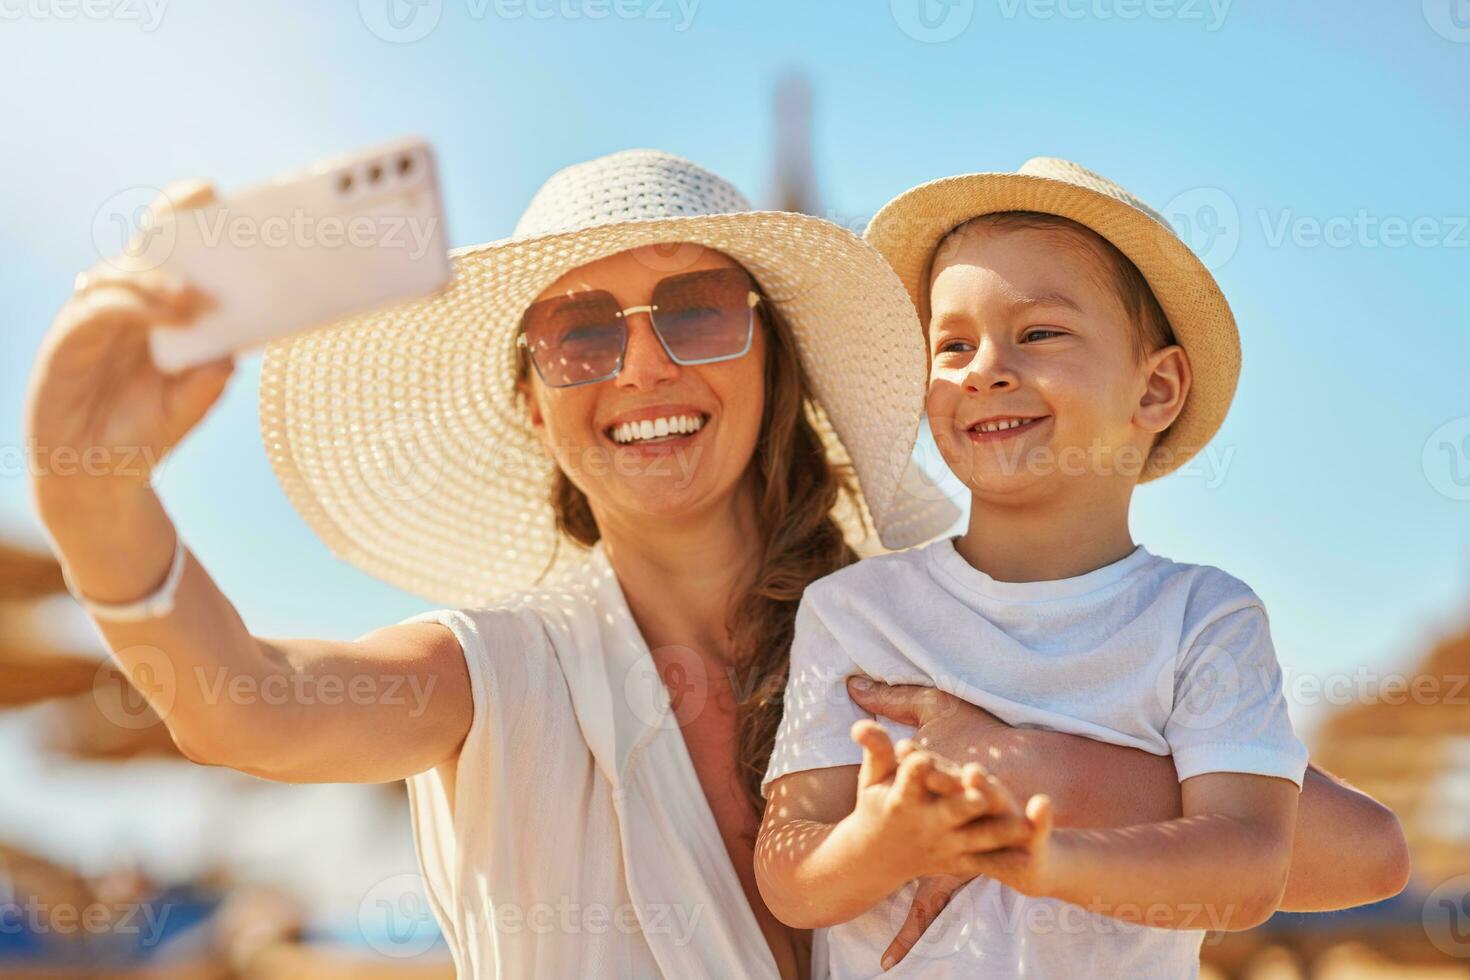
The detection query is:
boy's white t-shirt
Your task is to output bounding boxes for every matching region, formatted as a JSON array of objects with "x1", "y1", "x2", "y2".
[{"x1": 763, "y1": 537, "x2": 1309, "y2": 980}]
